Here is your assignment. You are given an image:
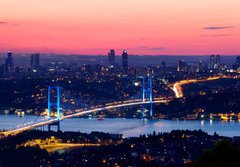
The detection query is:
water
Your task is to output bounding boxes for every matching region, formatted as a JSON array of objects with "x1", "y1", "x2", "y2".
[{"x1": 1, "y1": 115, "x2": 240, "y2": 137}]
